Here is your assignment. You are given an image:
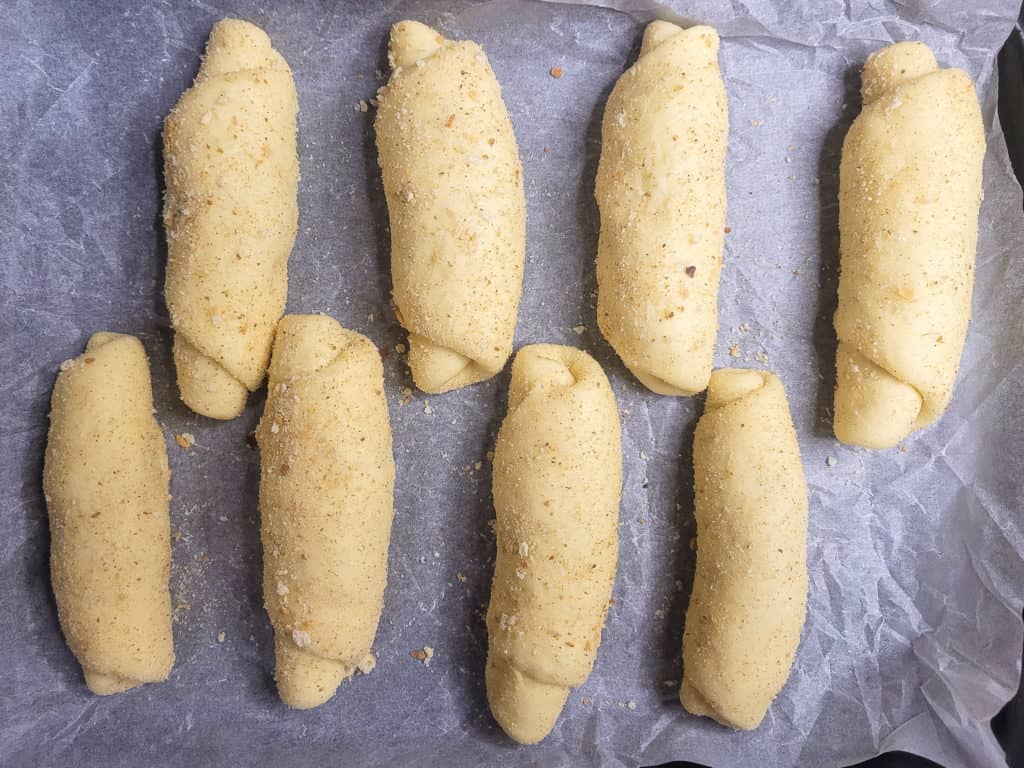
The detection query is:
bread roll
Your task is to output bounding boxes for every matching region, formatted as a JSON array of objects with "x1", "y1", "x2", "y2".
[
  {"x1": 596, "y1": 21, "x2": 728, "y2": 396},
  {"x1": 681, "y1": 369, "x2": 807, "y2": 730},
  {"x1": 486, "y1": 344, "x2": 622, "y2": 744},
  {"x1": 375, "y1": 20, "x2": 526, "y2": 394},
  {"x1": 257, "y1": 315, "x2": 395, "y2": 709},
  {"x1": 164, "y1": 19, "x2": 299, "y2": 420},
  {"x1": 43, "y1": 333, "x2": 174, "y2": 695},
  {"x1": 834, "y1": 41, "x2": 984, "y2": 448}
]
